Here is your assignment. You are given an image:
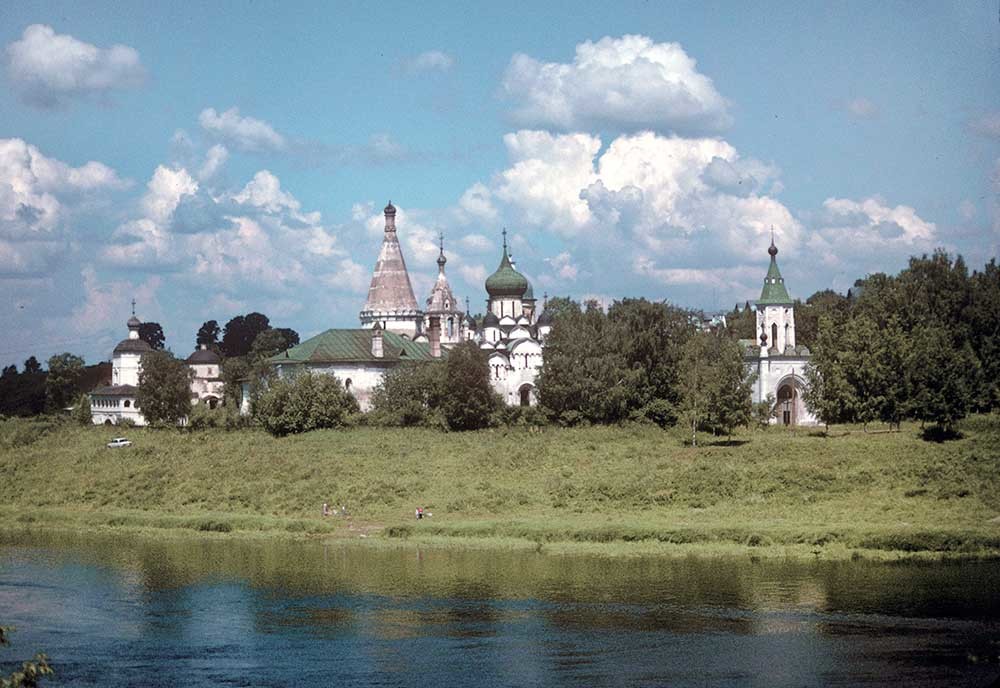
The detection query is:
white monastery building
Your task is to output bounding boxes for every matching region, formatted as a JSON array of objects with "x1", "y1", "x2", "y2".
[
  {"x1": 91, "y1": 308, "x2": 229, "y2": 426},
  {"x1": 89, "y1": 310, "x2": 150, "y2": 426},
  {"x1": 744, "y1": 237, "x2": 818, "y2": 426},
  {"x1": 256, "y1": 202, "x2": 549, "y2": 412},
  {"x1": 186, "y1": 345, "x2": 224, "y2": 408}
]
